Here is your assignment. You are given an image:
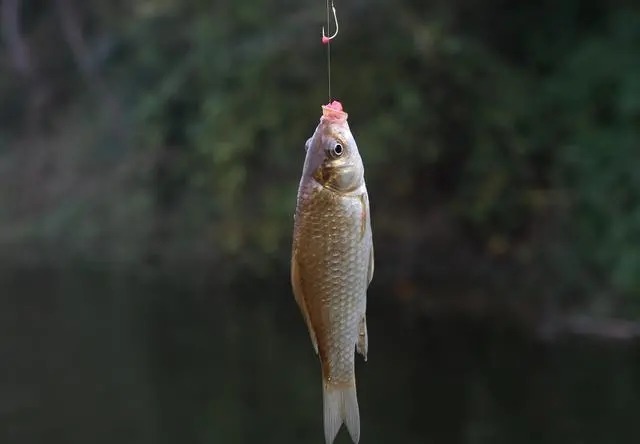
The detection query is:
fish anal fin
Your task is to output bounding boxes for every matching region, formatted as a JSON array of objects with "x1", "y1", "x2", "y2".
[{"x1": 291, "y1": 250, "x2": 318, "y2": 354}]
